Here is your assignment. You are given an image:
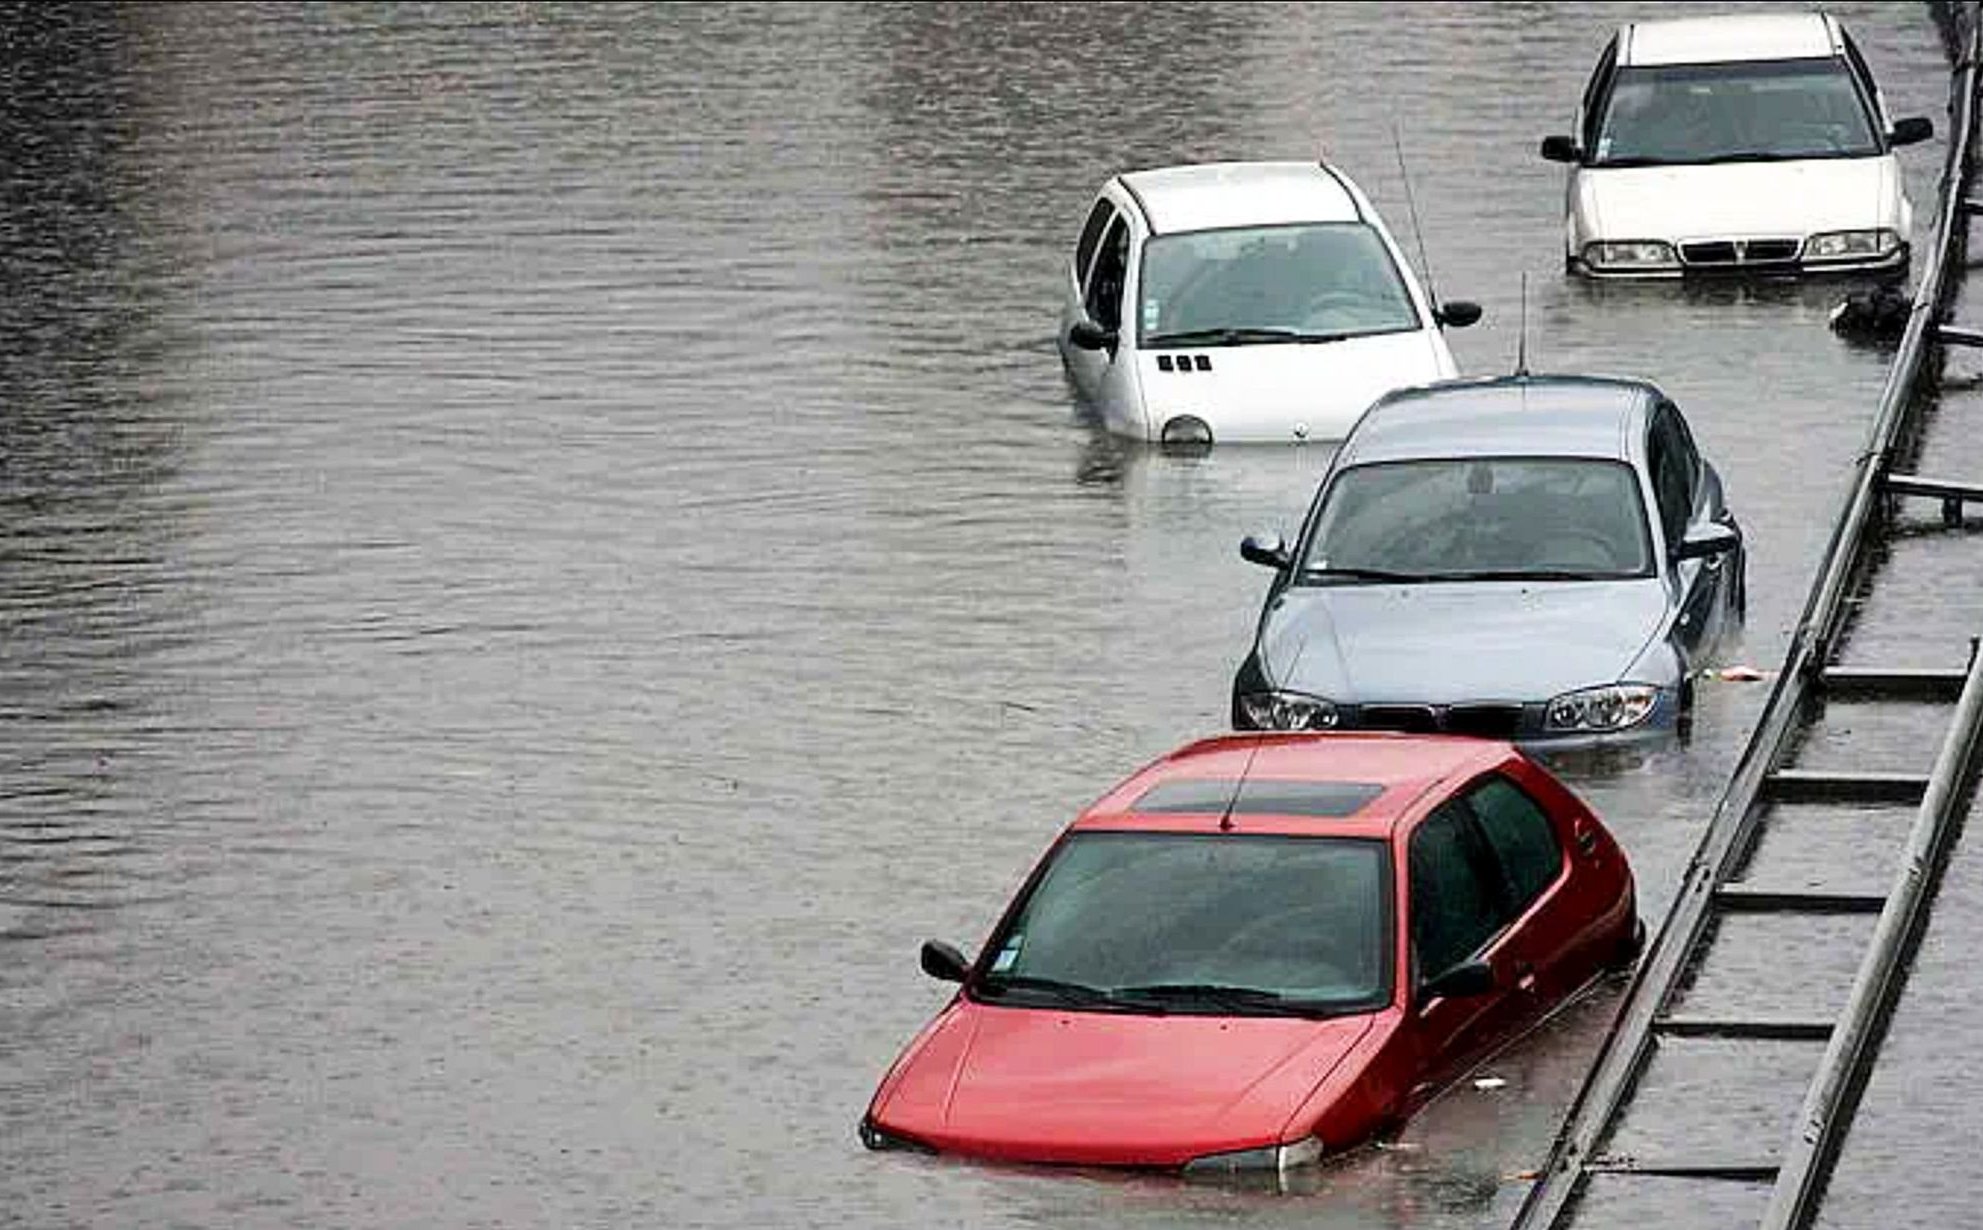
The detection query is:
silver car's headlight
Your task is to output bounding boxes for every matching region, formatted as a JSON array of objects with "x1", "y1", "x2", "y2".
[
  {"x1": 1545, "y1": 683, "x2": 1662, "y2": 732},
  {"x1": 1805, "y1": 228, "x2": 1900, "y2": 262},
  {"x1": 1583, "y1": 240, "x2": 1678, "y2": 271},
  {"x1": 1238, "y1": 691, "x2": 1338, "y2": 730},
  {"x1": 1182, "y1": 1135, "x2": 1323, "y2": 1178}
]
